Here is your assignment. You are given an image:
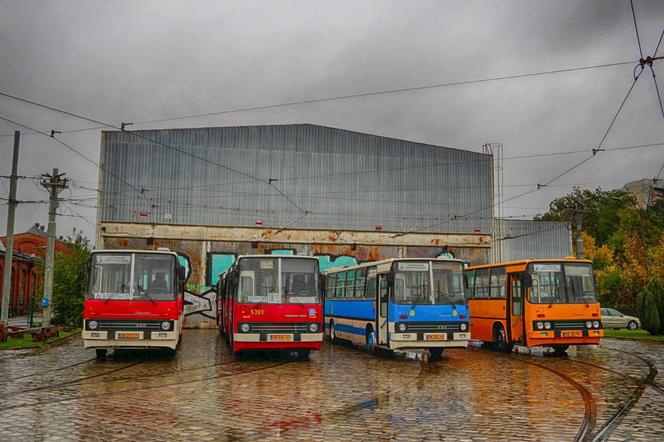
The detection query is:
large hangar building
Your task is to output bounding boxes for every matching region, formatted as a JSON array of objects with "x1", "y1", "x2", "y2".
[{"x1": 96, "y1": 124, "x2": 570, "y2": 327}]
